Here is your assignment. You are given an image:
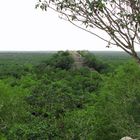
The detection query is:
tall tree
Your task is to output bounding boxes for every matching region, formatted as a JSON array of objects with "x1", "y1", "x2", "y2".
[{"x1": 36, "y1": 0, "x2": 140, "y2": 63}]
